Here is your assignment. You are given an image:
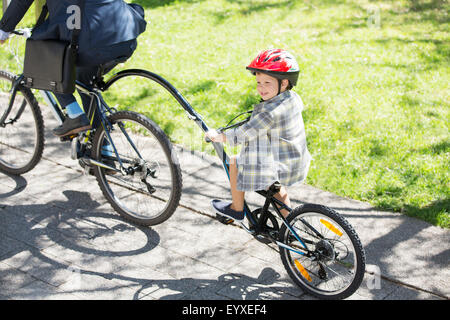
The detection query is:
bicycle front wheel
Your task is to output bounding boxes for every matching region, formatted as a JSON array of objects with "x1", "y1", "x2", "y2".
[
  {"x1": 92, "y1": 111, "x2": 182, "y2": 226},
  {"x1": 0, "y1": 70, "x2": 44, "y2": 175},
  {"x1": 279, "y1": 204, "x2": 366, "y2": 300}
]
